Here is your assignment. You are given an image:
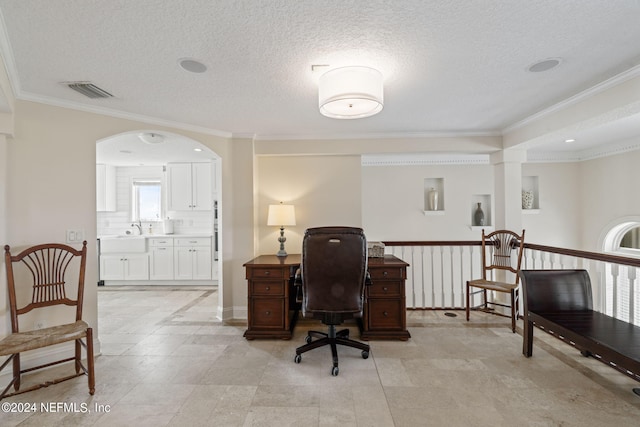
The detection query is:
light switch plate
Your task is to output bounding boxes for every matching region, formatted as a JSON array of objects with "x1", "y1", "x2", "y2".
[{"x1": 66, "y1": 229, "x2": 84, "y2": 243}]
